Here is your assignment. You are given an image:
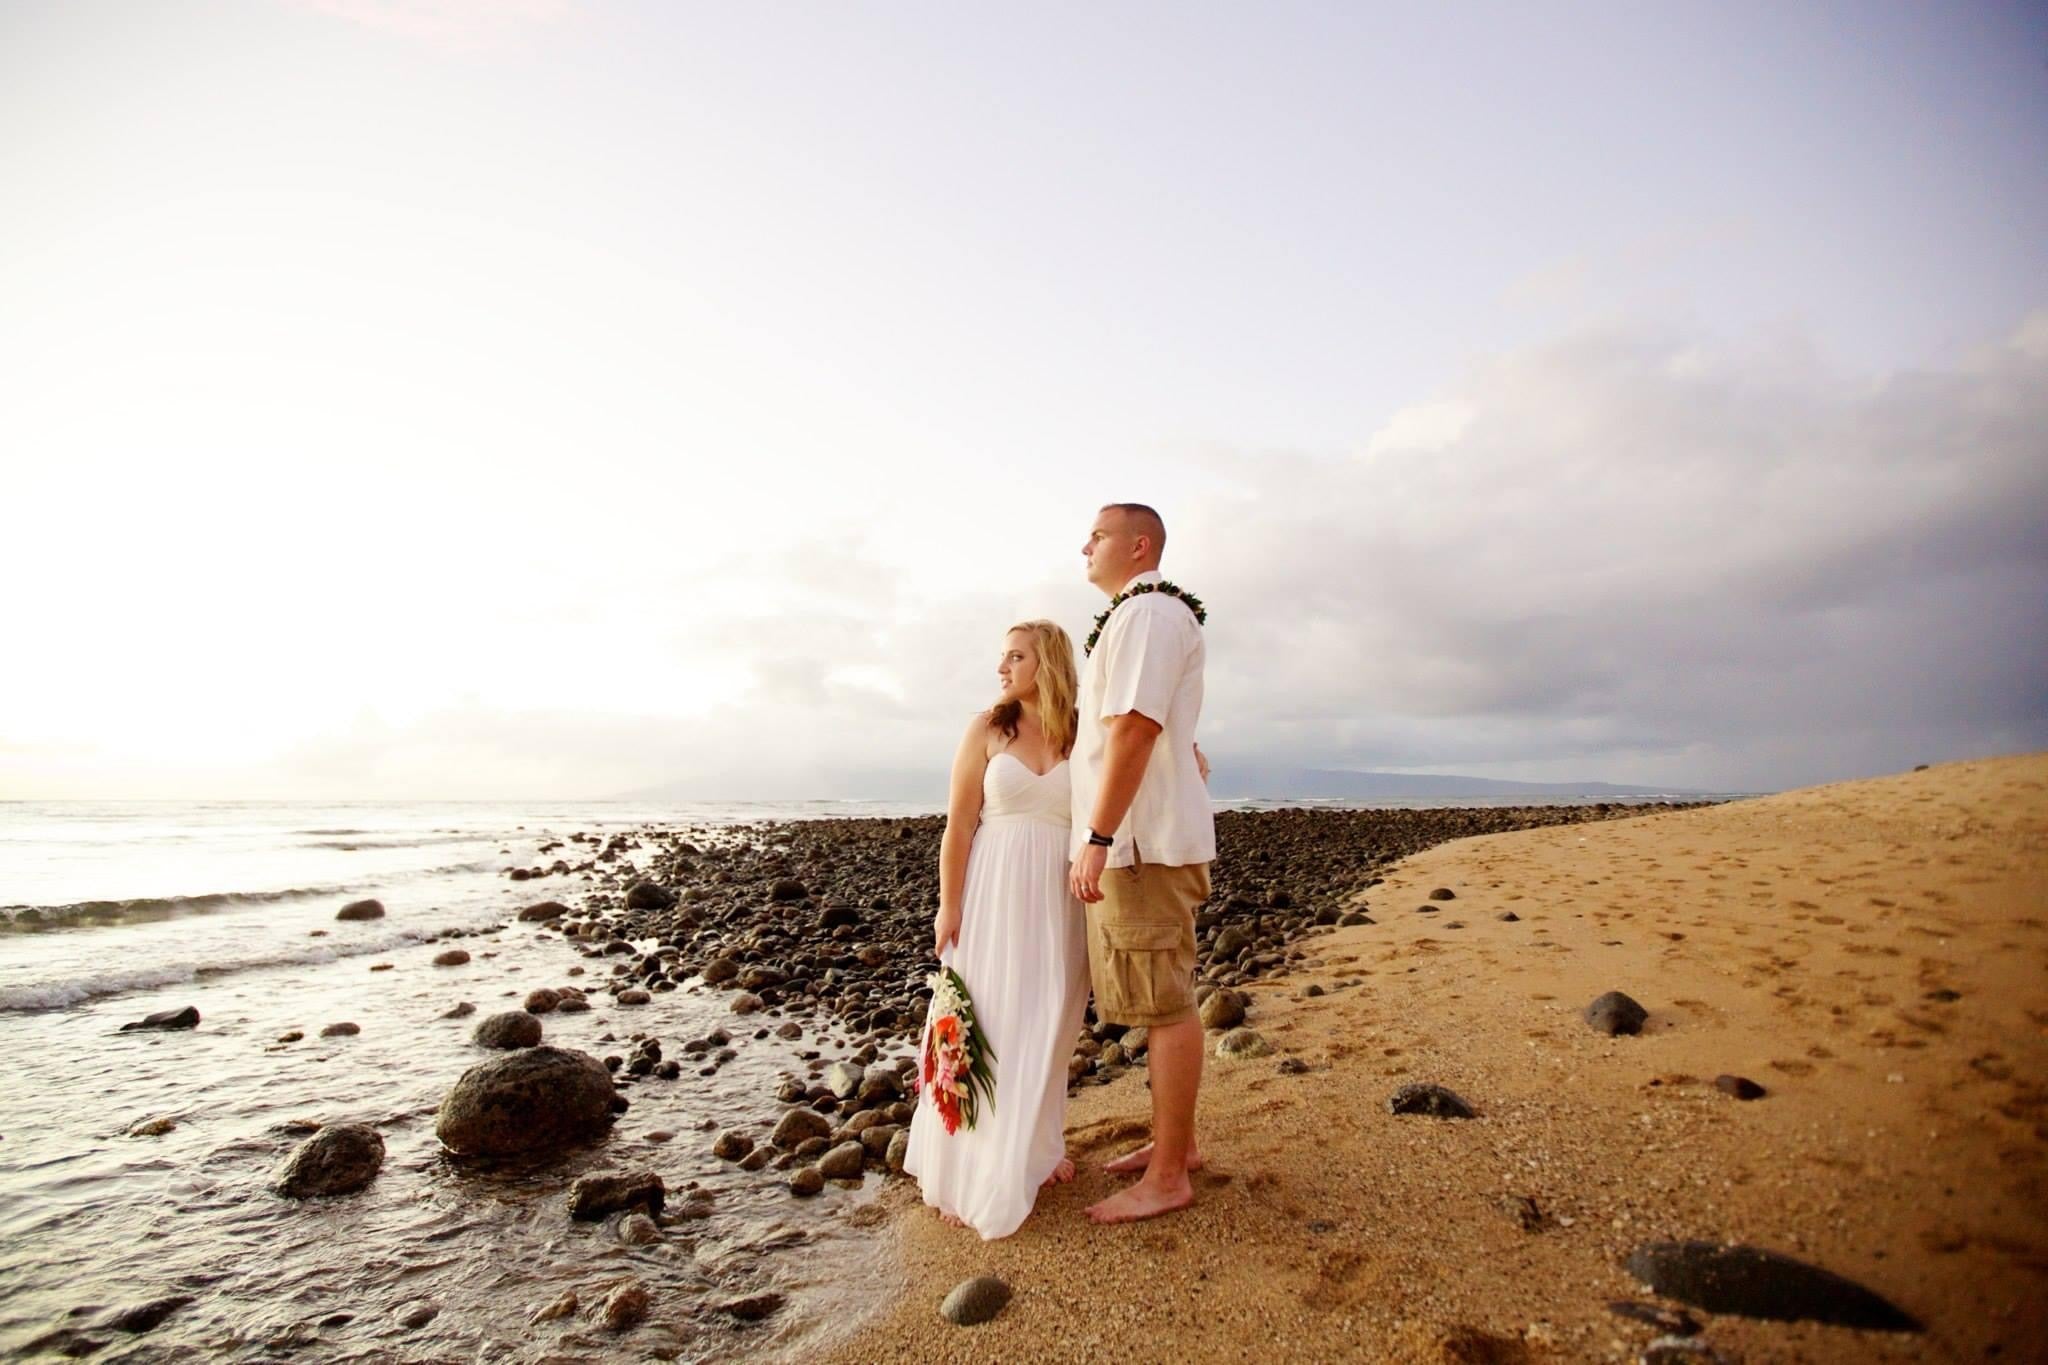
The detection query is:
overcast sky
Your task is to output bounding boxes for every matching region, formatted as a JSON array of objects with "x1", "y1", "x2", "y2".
[{"x1": 3, "y1": 0, "x2": 2044, "y2": 800}]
